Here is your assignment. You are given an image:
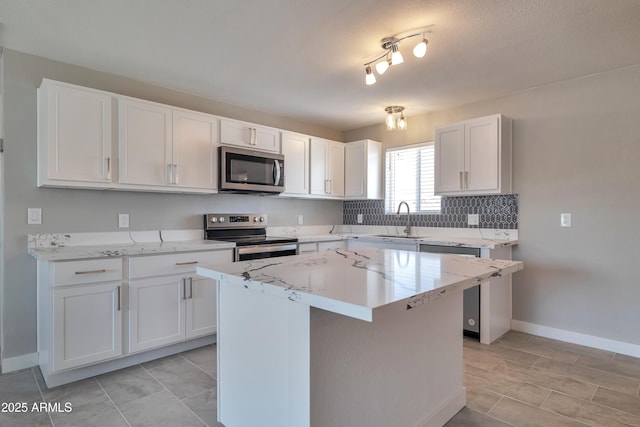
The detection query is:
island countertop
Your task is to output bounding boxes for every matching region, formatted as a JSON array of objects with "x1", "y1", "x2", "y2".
[{"x1": 197, "y1": 248, "x2": 523, "y2": 322}]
